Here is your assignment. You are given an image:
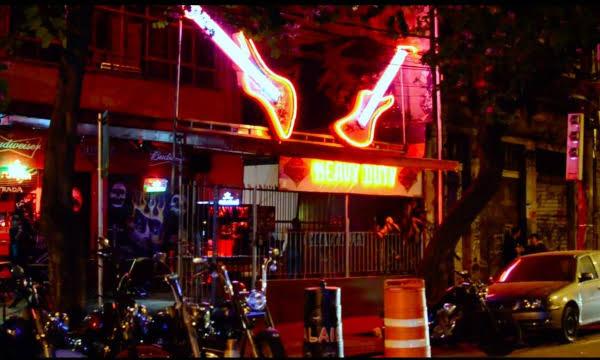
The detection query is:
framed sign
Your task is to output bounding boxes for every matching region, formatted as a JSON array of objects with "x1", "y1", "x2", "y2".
[{"x1": 279, "y1": 156, "x2": 422, "y2": 197}]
